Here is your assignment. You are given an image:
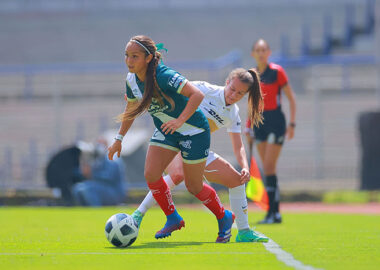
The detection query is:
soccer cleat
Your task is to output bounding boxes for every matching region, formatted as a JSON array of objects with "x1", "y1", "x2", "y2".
[
  {"x1": 274, "y1": 212, "x2": 282, "y2": 223},
  {"x1": 131, "y1": 210, "x2": 144, "y2": 228},
  {"x1": 216, "y1": 210, "x2": 235, "y2": 243},
  {"x1": 258, "y1": 212, "x2": 282, "y2": 224},
  {"x1": 236, "y1": 229, "x2": 269, "y2": 243},
  {"x1": 155, "y1": 210, "x2": 185, "y2": 239}
]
